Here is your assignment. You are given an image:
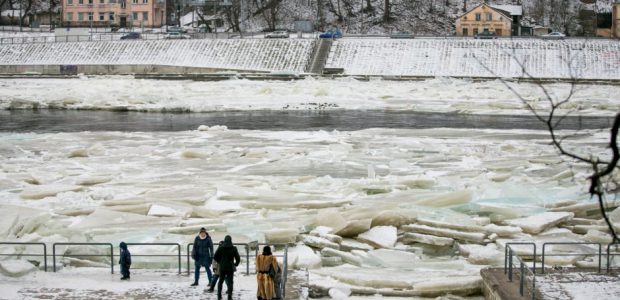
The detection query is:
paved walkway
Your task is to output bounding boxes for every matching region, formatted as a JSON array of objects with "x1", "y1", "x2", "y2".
[{"x1": 0, "y1": 268, "x2": 287, "y2": 300}]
